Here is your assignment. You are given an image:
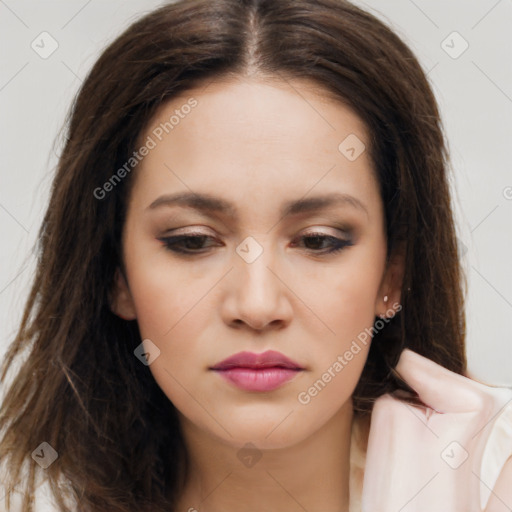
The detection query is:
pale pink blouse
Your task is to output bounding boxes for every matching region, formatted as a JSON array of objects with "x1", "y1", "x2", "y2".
[{"x1": 349, "y1": 349, "x2": 512, "y2": 511}]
